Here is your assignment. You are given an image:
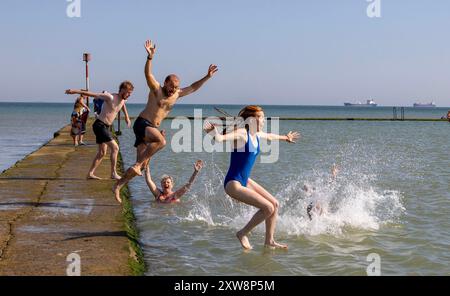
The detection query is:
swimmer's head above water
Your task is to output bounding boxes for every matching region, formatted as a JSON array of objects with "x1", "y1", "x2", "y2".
[
  {"x1": 160, "y1": 175, "x2": 174, "y2": 192},
  {"x1": 303, "y1": 184, "x2": 316, "y2": 193}
]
